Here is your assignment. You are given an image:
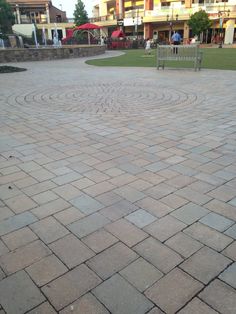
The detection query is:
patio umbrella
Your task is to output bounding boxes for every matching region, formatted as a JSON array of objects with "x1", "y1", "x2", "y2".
[
  {"x1": 75, "y1": 23, "x2": 101, "y2": 30},
  {"x1": 75, "y1": 23, "x2": 101, "y2": 45}
]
